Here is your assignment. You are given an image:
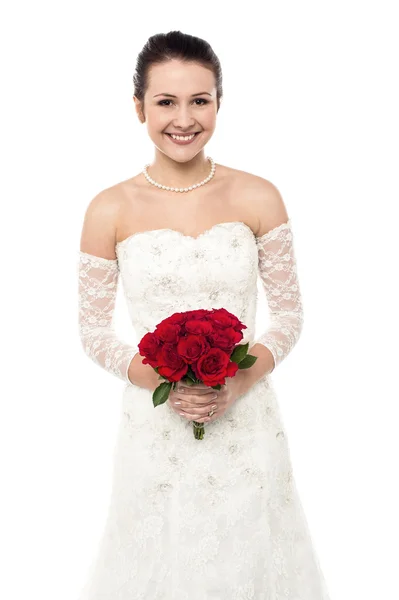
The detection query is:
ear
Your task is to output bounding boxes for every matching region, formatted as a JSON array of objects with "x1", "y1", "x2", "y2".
[{"x1": 133, "y1": 96, "x2": 145, "y2": 123}]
